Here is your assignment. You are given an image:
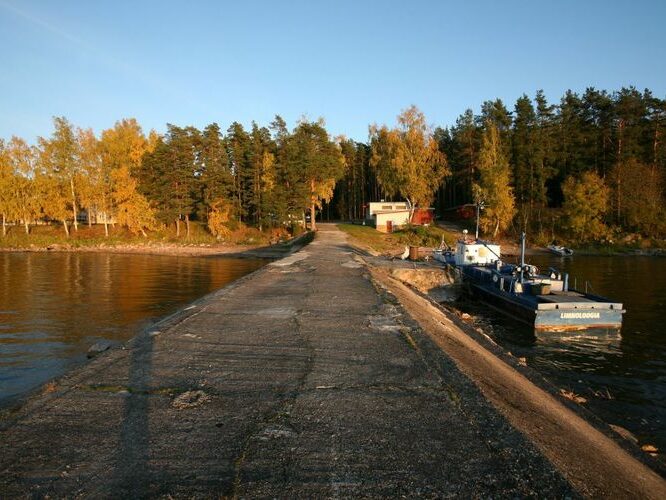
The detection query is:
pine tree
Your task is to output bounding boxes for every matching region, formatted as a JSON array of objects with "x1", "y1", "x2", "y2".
[
  {"x1": 139, "y1": 125, "x2": 199, "y2": 237},
  {"x1": 533, "y1": 90, "x2": 557, "y2": 231},
  {"x1": 556, "y1": 91, "x2": 584, "y2": 180},
  {"x1": 282, "y1": 119, "x2": 345, "y2": 230},
  {"x1": 248, "y1": 123, "x2": 276, "y2": 229},
  {"x1": 226, "y1": 122, "x2": 251, "y2": 223},
  {"x1": 449, "y1": 109, "x2": 479, "y2": 204},
  {"x1": 581, "y1": 88, "x2": 614, "y2": 178},
  {"x1": 511, "y1": 94, "x2": 537, "y2": 231},
  {"x1": 199, "y1": 123, "x2": 233, "y2": 221}
]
